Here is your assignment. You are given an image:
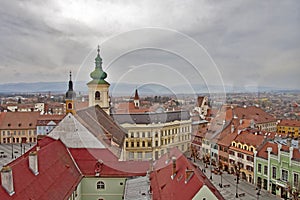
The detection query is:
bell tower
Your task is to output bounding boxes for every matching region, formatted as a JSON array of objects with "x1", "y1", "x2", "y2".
[
  {"x1": 87, "y1": 46, "x2": 110, "y2": 114},
  {"x1": 65, "y1": 71, "x2": 76, "y2": 114},
  {"x1": 133, "y1": 89, "x2": 140, "y2": 108}
]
